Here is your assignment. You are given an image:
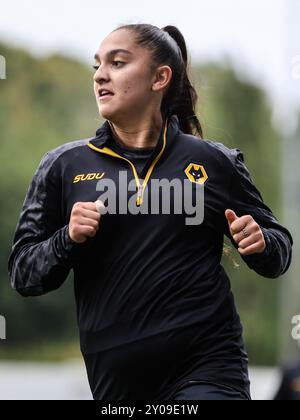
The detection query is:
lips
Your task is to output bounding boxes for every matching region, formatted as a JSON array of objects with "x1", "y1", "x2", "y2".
[{"x1": 98, "y1": 89, "x2": 114, "y2": 98}]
